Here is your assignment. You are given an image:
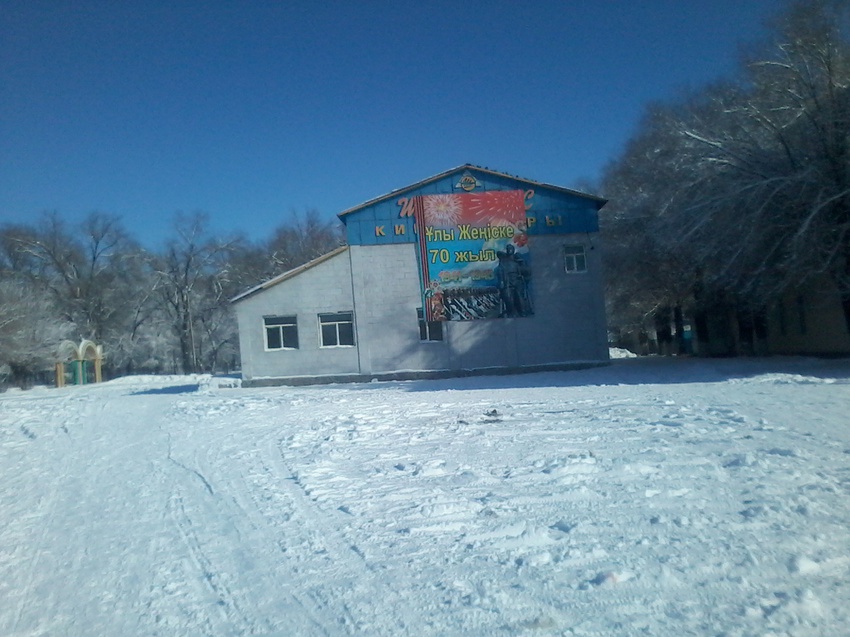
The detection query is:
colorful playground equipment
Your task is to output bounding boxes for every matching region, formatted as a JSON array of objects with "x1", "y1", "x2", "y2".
[{"x1": 56, "y1": 340, "x2": 104, "y2": 387}]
